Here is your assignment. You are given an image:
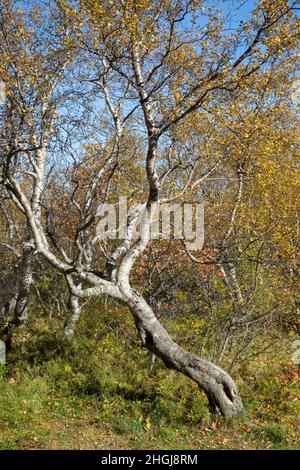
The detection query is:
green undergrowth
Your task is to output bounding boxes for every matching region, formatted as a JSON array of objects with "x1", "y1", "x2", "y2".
[{"x1": 0, "y1": 307, "x2": 299, "y2": 450}]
